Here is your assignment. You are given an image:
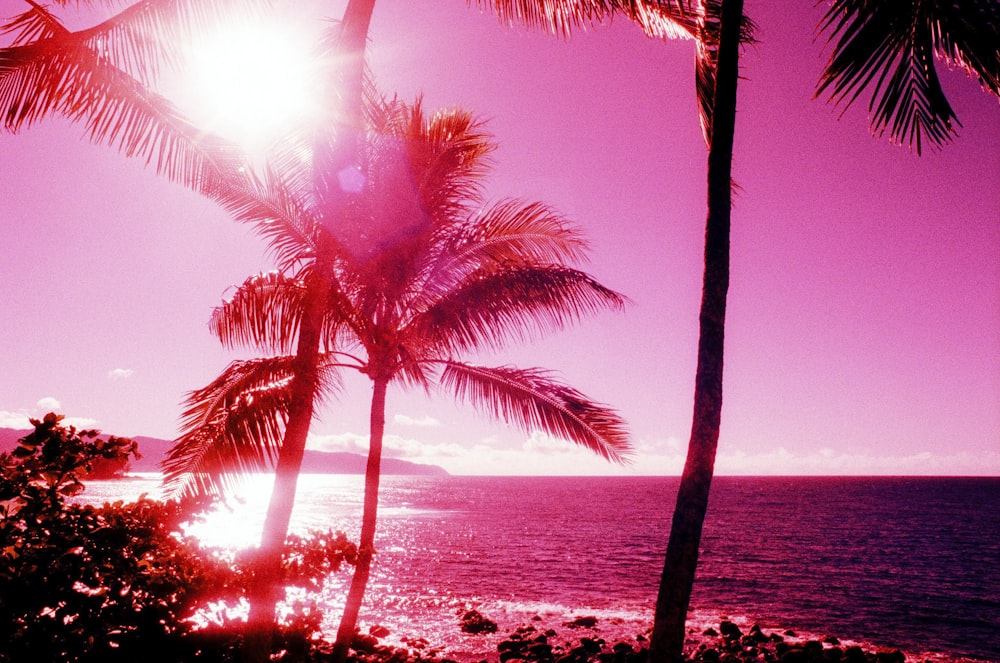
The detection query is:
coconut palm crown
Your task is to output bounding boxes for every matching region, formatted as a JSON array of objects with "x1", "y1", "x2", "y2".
[{"x1": 164, "y1": 95, "x2": 630, "y2": 496}]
